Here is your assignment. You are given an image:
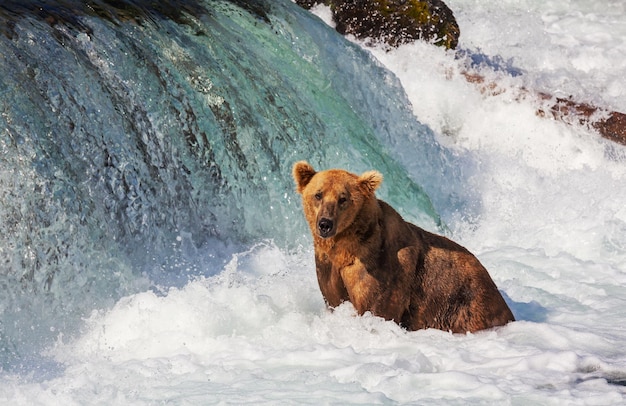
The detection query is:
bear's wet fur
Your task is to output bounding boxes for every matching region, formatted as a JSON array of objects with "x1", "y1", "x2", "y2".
[{"x1": 293, "y1": 161, "x2": 514, "y2": 333}]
